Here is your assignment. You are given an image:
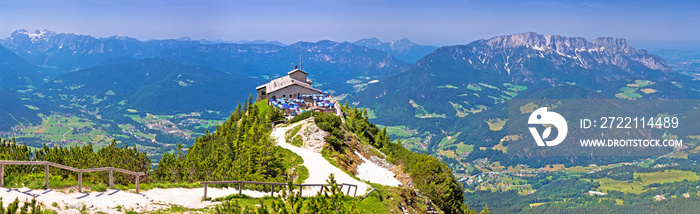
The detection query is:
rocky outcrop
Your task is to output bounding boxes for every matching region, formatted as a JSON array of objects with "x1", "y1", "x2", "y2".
[{"x1": 298, "y1": 119, "x2": 328, "y2": 153}]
